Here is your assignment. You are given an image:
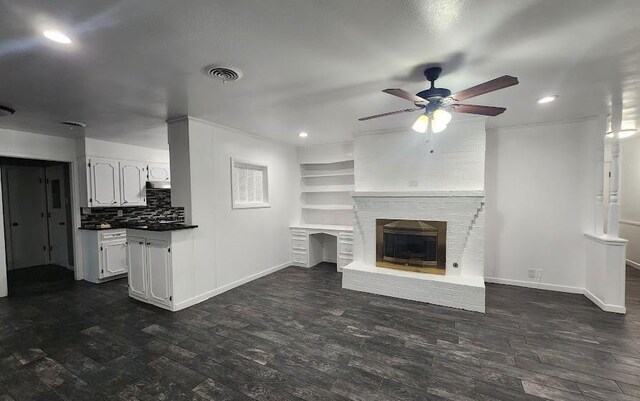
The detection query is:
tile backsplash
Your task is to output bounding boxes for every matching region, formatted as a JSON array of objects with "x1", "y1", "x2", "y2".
[{"x1": 80, "y1": 189, "x2": 184, "y2": 227}]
